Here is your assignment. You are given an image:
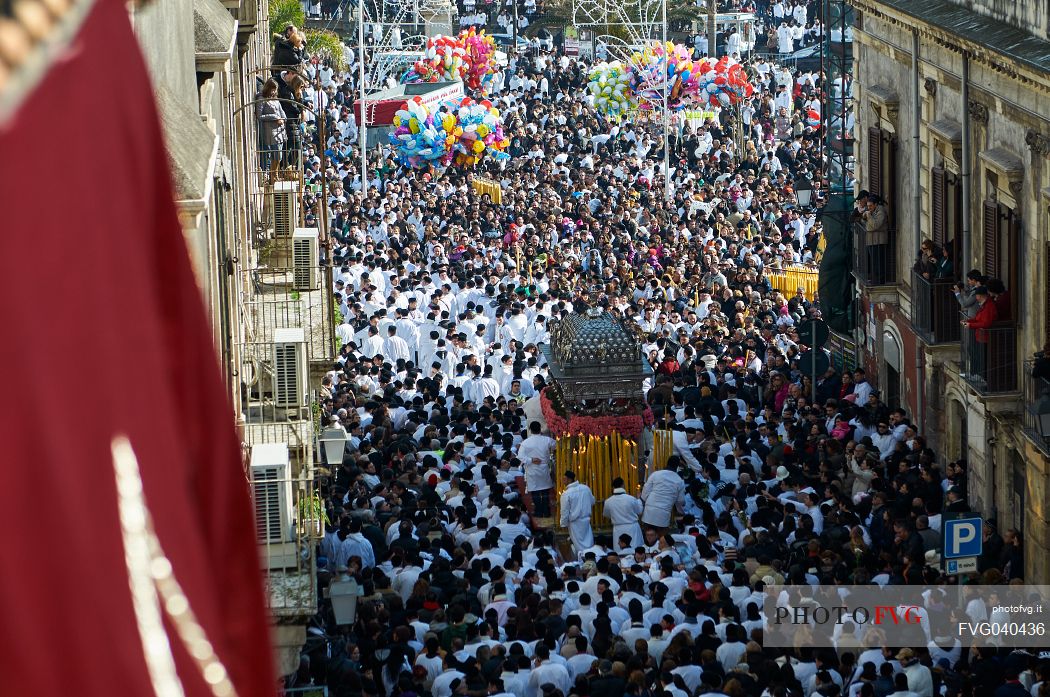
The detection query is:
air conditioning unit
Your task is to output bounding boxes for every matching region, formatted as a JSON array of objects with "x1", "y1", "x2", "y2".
[
  {"x1": 272, "y1": 181, "x2": 299, "y2": 239},
  {"x1": 272, "y1": 327, "x2": 308, "y2": 409},
  {"x1": 292, "y1": 227, "x2": 320, "y2": 290},
  {"x1": 250, "y1": 442, "x2": 297, "y2": 569}
]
